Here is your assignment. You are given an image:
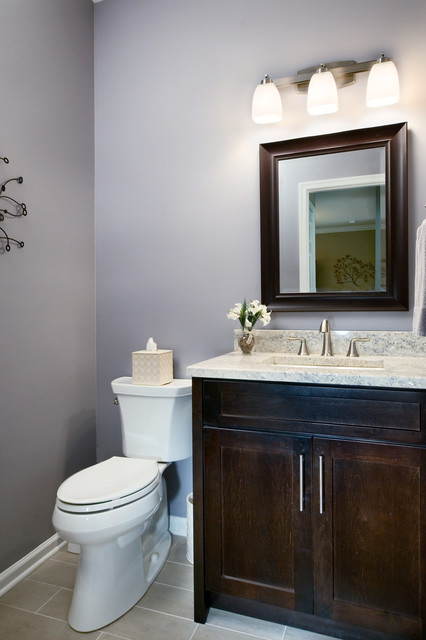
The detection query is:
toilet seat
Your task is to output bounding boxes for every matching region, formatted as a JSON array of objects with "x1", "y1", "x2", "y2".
[{"x1": 56, "y1": 456, "x2": 160, "y2": 514}]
